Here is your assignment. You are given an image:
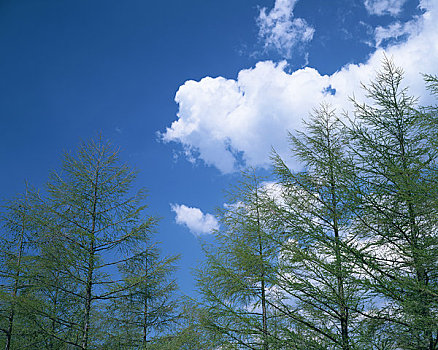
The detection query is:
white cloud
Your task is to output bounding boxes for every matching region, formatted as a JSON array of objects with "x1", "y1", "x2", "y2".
[
  {"x1": 261, "y1": 181, "x2": 285, "y2": 206},
  {"x1": 374, "y1": 16, "x2": 423, "y2": 47},
  {"x1": 171, "y1": 204, "x2": 219, "y2": 236},
  {"x1": 364, "y1": 0, "x2": 408, "y2": 16},
  {"x1": 161, "y1": 61, "x2": 329, "y2": 172},
  {"x1": 161, "y1": 1, "x2": 438, "y2": 173},
  {"x1": 257, "y1": 0, "x2": 314, "y2": 58}
]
